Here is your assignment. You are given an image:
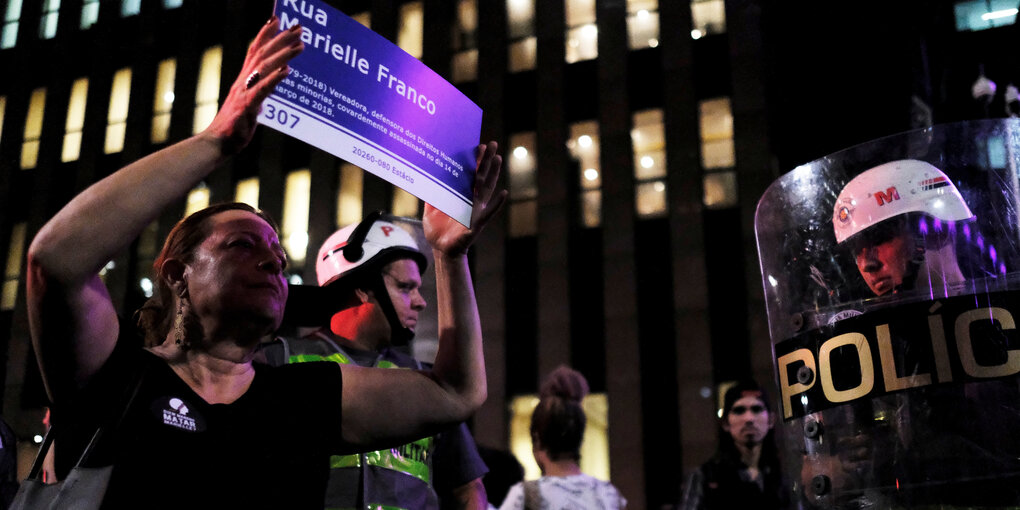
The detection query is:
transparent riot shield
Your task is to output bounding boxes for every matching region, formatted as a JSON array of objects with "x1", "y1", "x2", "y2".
[{"x1": 755, "y1": 119, "x2": 1020, "y2": 508}]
